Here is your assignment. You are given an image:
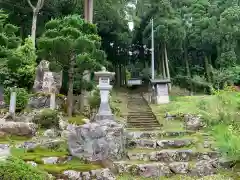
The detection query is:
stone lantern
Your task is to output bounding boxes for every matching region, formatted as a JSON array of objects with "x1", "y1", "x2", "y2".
[{"x1": 94, "y1": 67, "x2": 115, "y2": 121}]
